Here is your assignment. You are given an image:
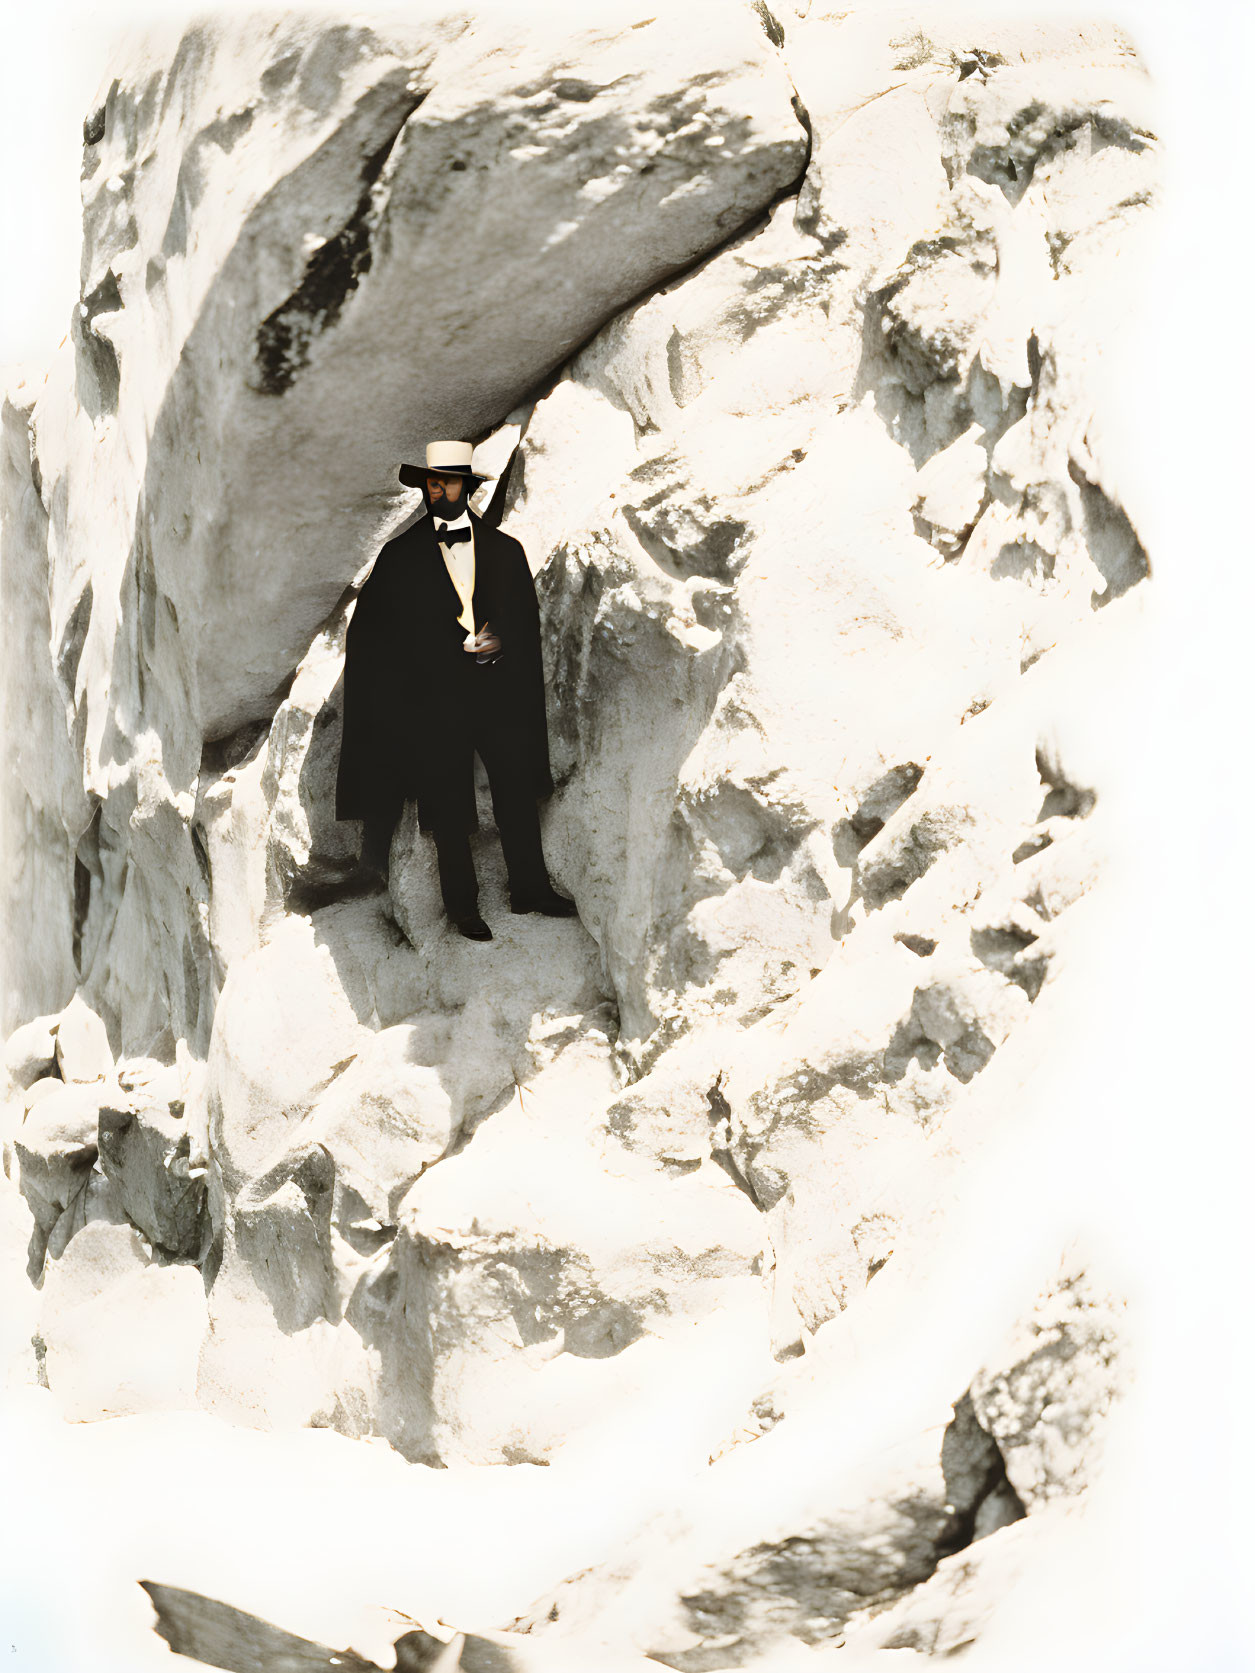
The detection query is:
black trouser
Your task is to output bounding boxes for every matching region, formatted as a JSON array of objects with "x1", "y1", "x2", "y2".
[{"x1": 362, "y1": 743, "x2": 549, "y2": 920}]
